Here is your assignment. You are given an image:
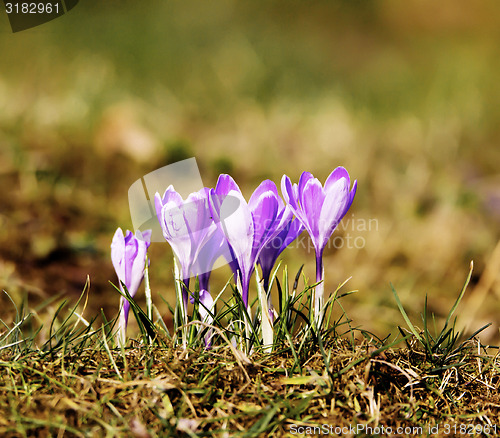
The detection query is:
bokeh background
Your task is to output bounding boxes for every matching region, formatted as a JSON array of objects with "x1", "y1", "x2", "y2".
[{"x1": 1, "y1": 0, "x2": 499, "y2": 341}]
